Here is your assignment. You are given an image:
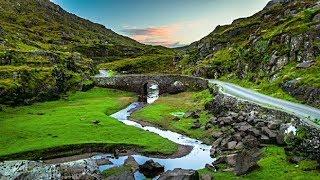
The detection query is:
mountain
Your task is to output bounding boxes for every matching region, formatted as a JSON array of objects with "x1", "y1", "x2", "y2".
[
  {"x1": 179, "y1": 0, "x2": 320, "y2": 108},
  {"x1": 0, "y1": 0, "x2": 176, "y2": 105}
]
